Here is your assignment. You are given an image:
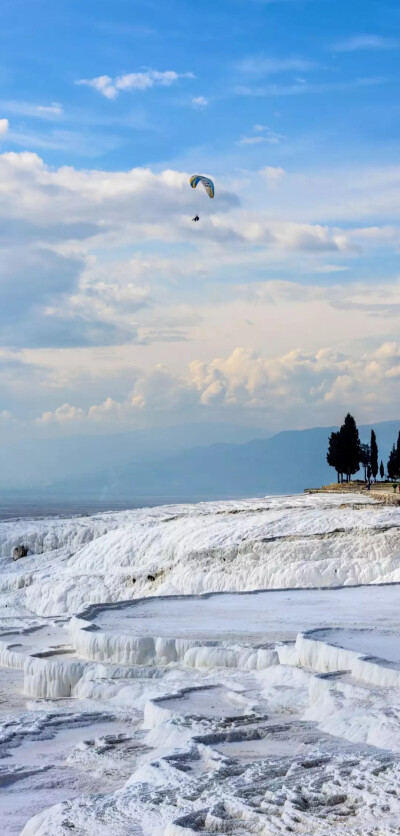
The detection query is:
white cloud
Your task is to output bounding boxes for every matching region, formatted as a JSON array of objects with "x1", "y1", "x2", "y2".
[
  {"x1": 239, "y1": 127, "x2": 283, "y2": 144},
  {"x1": 8, "y1": 268, "x2": 400, "y2": 427},
  {"x1": 260, "y1": 165, "x2": 286, "y2": 185},
  {"x1": 5, "y1": 127, "x2": 123, "y2": 157},
  {"x1": 76, "y1": 75, "x2": 117, "y2": 100},
  {"x1": 236, "y1": 277, "x2": 400, "y2": 326},
  {"x1": 1, "y1": 150, "x2": 398, "y2": 274},
  {"x1": 3, "y1": 149, "x2": 400, "y2": 427},
  {"x1": 34, "y1": 340, "x2": 400, "y2": 428},
  {"x1": 35, "y1": 102, "x2": 63, "y2": 116},
  {"x1": 0, "y1": 409, "x2": 13, "y2": 422},
  {"x1": 0, "y1": 101, "x2": 63, "y2": 119},
  {"x1": 239, "y1": 135, "x2": 268, "y2": 145},
  {"x1": 207, "y1": 217, "x2": 351, "y2": 251},
  {"x1": 76, "y1": 70, "x2": 194, "y2": 100},
  {"x1": 0, "y1": 149, "x2": 355, "y2": 264},
  {"x1": 0, "y1": 119, "x2": 9, "y2": 136},
  {"x1": 38, "y1": 403, "x2": 85, "y2": 424},
  {"x1": 310, "y1": 264, "x2": 349, "y2": 274},
  {"x1": 235, "y1": 77, "x2": 386, "y2": 98},
  {"x1": 238, "y1": 56, "x2": 317, "y2": 75},
  {"x1": 192, "y1": 96, "x2": 209, "y2": 108},
  {"x1": 333, "y1": 35, "x2": 400, "y2": 53}
]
